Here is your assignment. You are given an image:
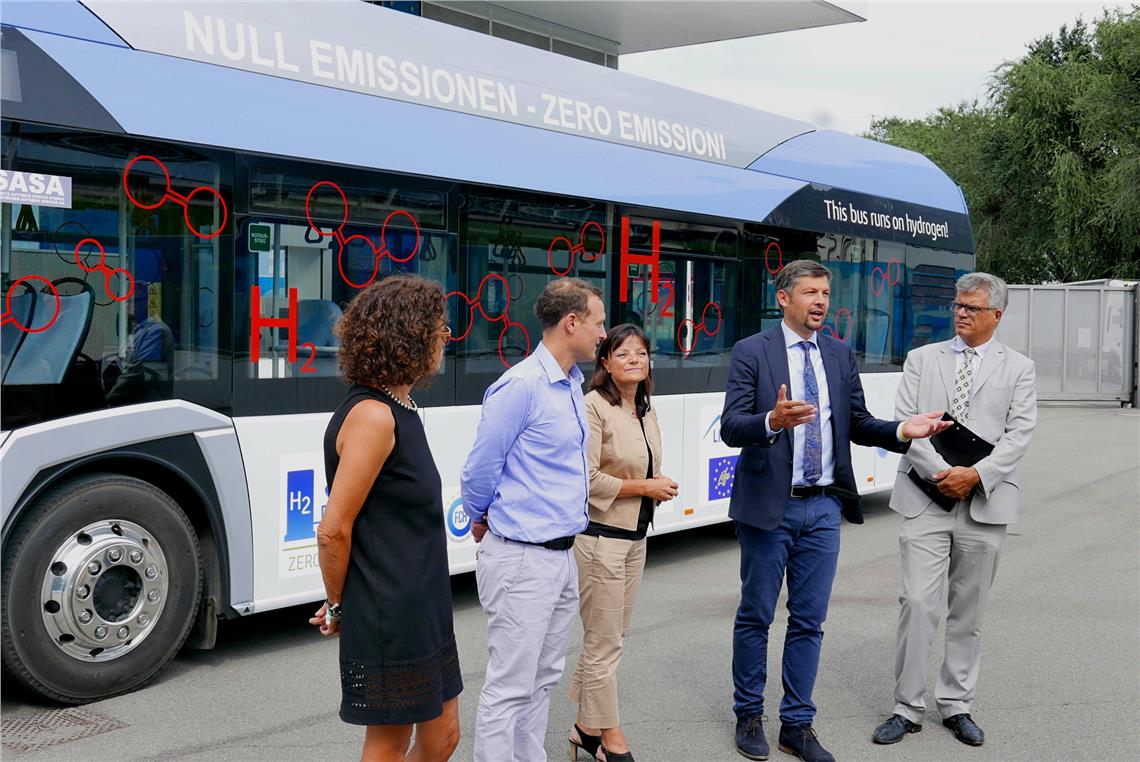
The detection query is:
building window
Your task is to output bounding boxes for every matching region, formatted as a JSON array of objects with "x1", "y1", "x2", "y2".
[
  {"x1": 553, "y1": 39, "x2": 606, "y2": 66},
  {"x1": 490, "y1": 22, "x2": 550, "y2": 52},
  {"x1": 421, "y1": 3, "x2": 489, "y2": 34}
]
